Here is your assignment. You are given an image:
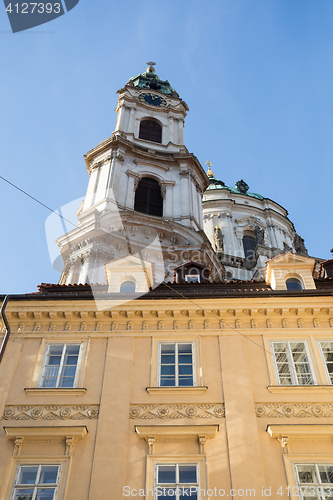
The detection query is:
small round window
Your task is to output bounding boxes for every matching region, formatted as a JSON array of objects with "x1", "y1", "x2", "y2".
[
  {"x1": 286, "y1": 278, "x2": 303, "y2": 290},
  {"x1": 119, "y1": 281, "x2": 136, "y2": 293}
]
